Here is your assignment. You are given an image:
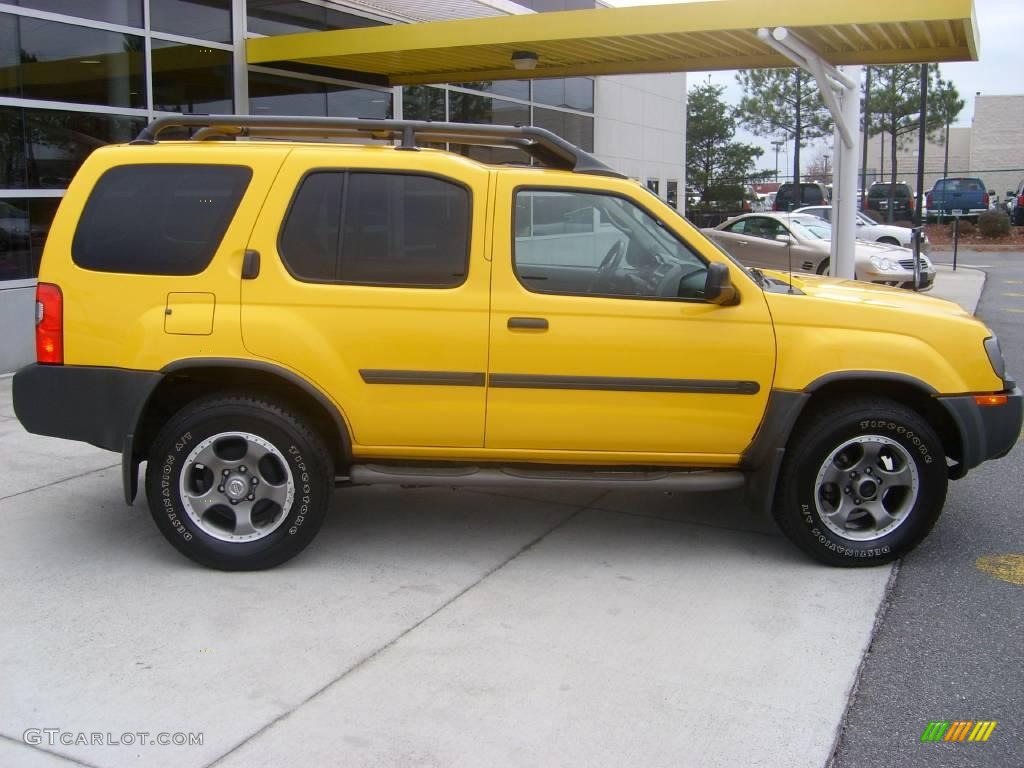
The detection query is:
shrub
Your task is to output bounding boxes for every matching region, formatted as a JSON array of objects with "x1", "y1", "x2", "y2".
[
  {"x1": 951, "y1": 219, "x2": 976, "y2": 237},
  {"x1": 893, "y1": 219, "x2": 914, "y2": 228},
  {"x1": 977, "y1": 210, "x2": 1011, "y2": 238},
  {"x1": 863, "y1": 209, "x2": 886, "y2": 223}
]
